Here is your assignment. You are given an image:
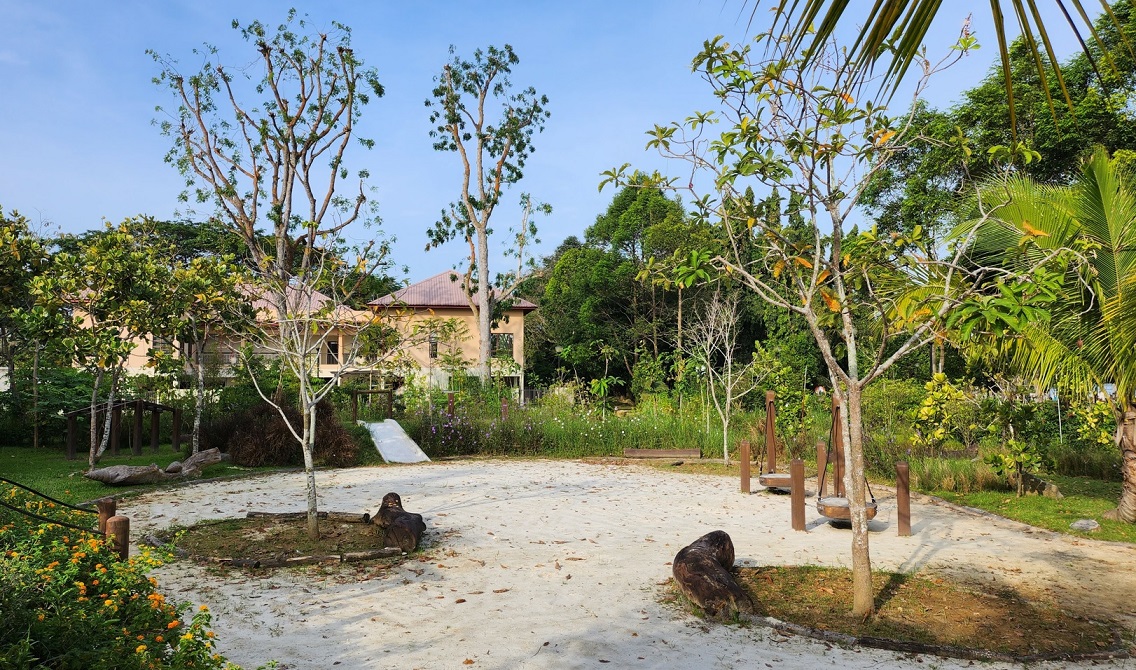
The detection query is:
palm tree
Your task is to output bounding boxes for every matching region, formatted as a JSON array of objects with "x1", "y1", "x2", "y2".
[
  {"x1": 971, "y1": 149, "x2": 1136, "y2": 521},
  {"x1": 755, "y1": 1, "x2": 1132, "y2": 135}
]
